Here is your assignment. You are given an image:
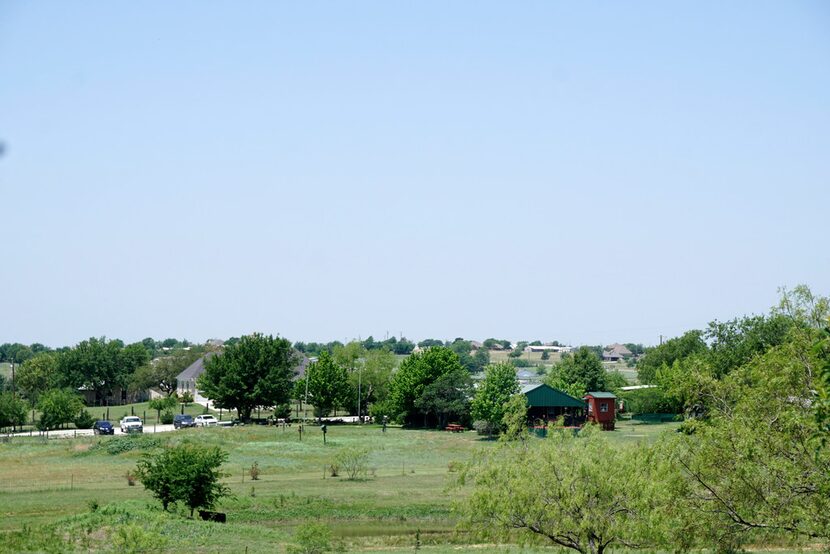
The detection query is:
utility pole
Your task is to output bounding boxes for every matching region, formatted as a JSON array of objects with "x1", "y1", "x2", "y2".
[
  {"x1": 10, "y1": 356, "x2": 16, "y2": 432},
  {"x1": 357, "y1": 365, "x2": 362, "y2": 424},
  {"x1": 304, "y1": 368, "x2": 309, "y2": 420},
  {"x1": 659, "y1": 334, "x2": 664, "y2": 346}
]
